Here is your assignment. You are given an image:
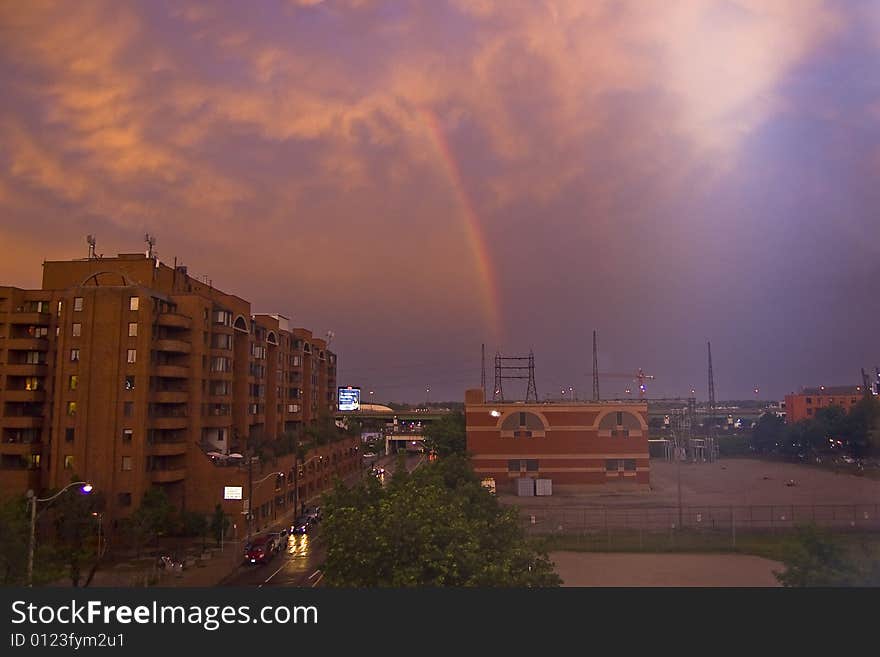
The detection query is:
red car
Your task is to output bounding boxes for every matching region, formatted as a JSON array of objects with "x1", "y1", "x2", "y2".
[{"x1": 244, "y1": 535, "x2": 276, "y2": 565}]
